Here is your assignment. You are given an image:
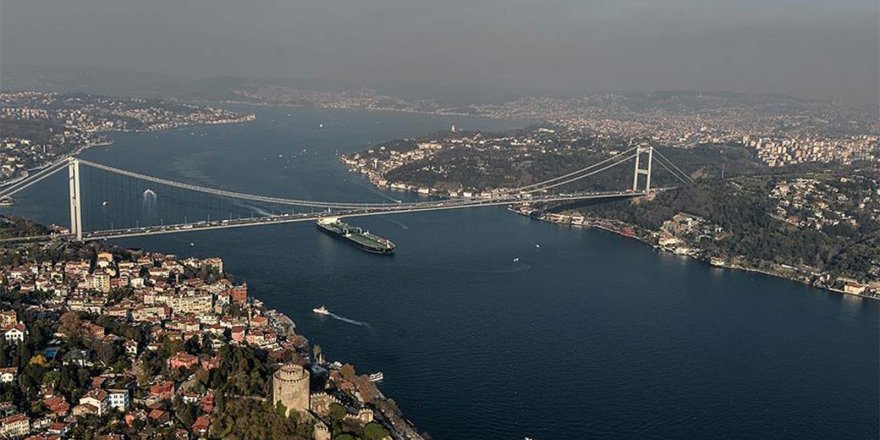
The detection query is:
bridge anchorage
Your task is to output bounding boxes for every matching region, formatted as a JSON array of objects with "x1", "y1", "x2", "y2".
[{"x1": 0, "y1": 145, "x2": 692, "y2": 242}]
